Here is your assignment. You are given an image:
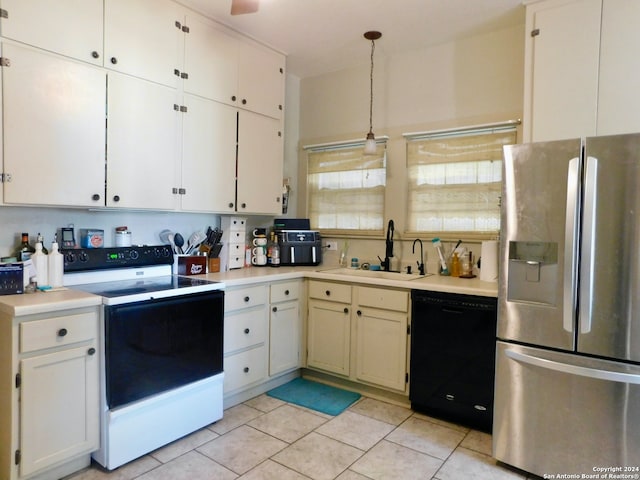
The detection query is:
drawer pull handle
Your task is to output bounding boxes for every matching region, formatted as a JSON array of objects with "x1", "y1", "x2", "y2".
[
  {"x1": 272, "y1": 307, "x2": 277, "y2": 312},
  {"x1": 446, "y1": 394, "x2": 455, "y2": 401},
  {"x1": 343, "y1": 307, "x2": 349, "y2": 314},
  {"x1": 244, "y1": 328, "x2": 250, "y2": 334},
  {"x1": 357, "y1": 310, "x2": 362, "y2": 316},
  {"x1": 243, "y1": 367, "x2": 250, "y2": 373},
  {"x1": 325, "y1": 290, "x2": 331, "y2": 296},
  {"x1": 87, "y1": 347, "x2": 96, "y2": 356},
  {"x1": 57, "y1": 328, "x2": 68, "y2": 337},
  {"x1": 285, "y1": 289, "x2": 290, "y2": 295},
  {"x1": 244, "y1": 296, "x2": 250, "y2": 302}
]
